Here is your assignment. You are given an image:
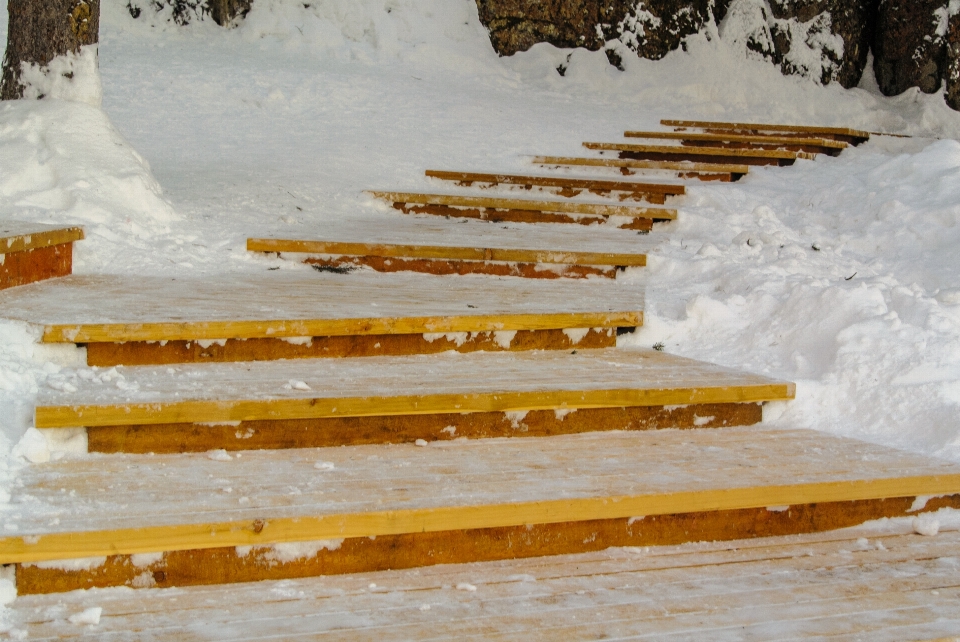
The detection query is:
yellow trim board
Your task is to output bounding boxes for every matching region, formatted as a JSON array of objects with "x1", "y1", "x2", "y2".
[
  {"x1": 247, "y1": 238, "x2": 648, "y2": 268},
  {"x1": 660, "y1": 119, "x2": 870, "y2": 140},
  {"x1": 623, "y1": 131, "x2": 847, "y2": 149},
  {"x1": 583, "y1": 142, "x2": 814, "y2": 161},
  {"x1": 35, "y1": 381, "x2": 793, "y2": 428},
  {"x1": 367, "y1": 191, "x2": 677, "y2": 220},
  {"x1": 531, "y1": 156, "x2": 750, "y2": 175},
  {"x1": 423, "y1": 170, "x2": 686, "y2": 195},
  {"x1": 0, "y1": 226, "x2": 84, "y2": 255},
  {"x1": 1, "y1": 474, "x2": 955, "y2": 563}
]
